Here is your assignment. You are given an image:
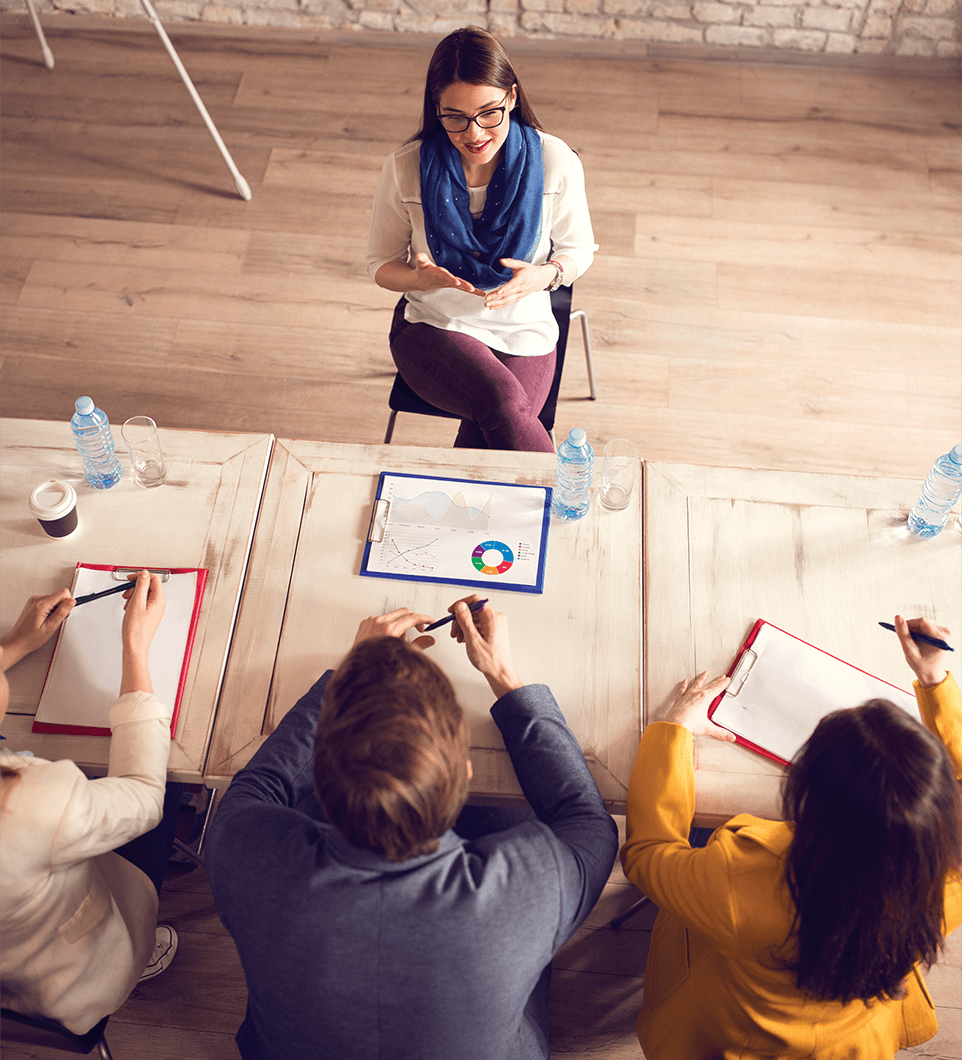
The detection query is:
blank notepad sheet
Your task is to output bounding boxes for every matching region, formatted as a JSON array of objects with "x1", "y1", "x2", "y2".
[
  {"x1": 33, "y1": 566, "x2": 204, "y2": 734},
  {"x1": 710, "y1": 622, "x2": 920, "y2": 766}
]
